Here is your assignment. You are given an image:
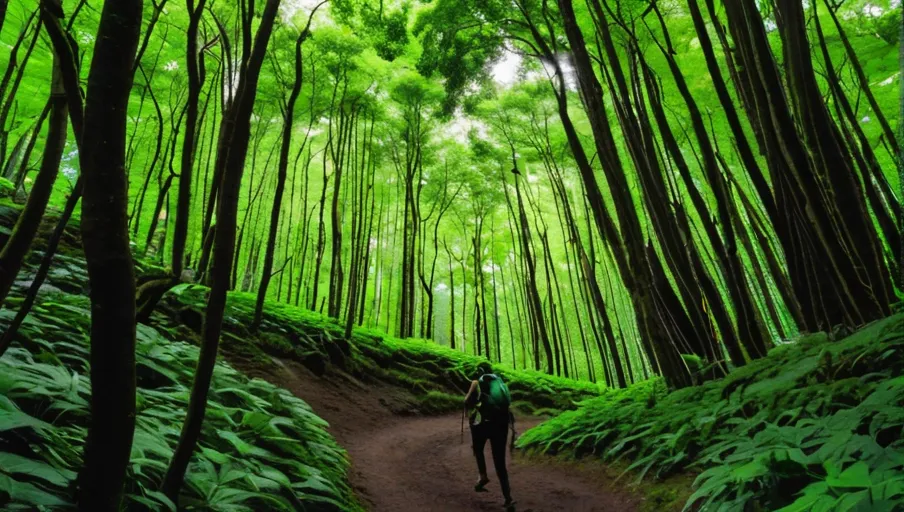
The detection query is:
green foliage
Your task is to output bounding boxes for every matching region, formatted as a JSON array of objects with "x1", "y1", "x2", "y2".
[
  {"x1": 154, "y1": 284, "x2": 600, "y2": 417},
  {"x1": 874, "y1": 8, "x2": 902, "y2": 45},
  {"x1": 0, "y1": 294, "x2": 362, "y2": 511},
  {"x1": 0, "y1": 178, "x2": 15, "y2": 200},
  {"x1": 519, "y1": 315, "x2": 904, "y2": 510}
]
